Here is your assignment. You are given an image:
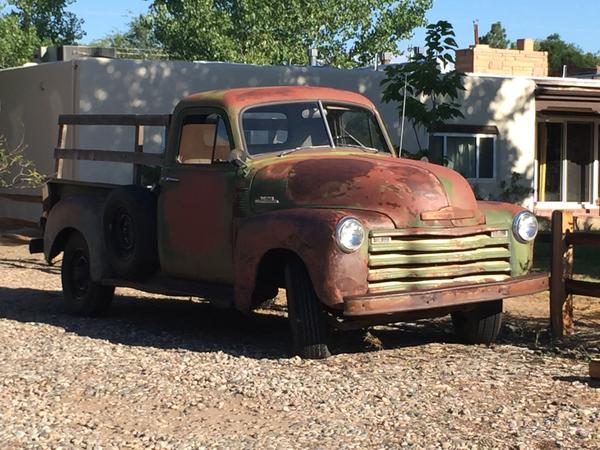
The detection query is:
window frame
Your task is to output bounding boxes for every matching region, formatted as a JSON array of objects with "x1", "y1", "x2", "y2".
[
  {"x1": 238, "y1": 100, "x2": 395, "y2": 157},
  {"x1": 173, "y1": 107, "x2": 234, "y2": 166},
  {"x1": 428, "y1": 132, "x2": 497, "y2": 180}
]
